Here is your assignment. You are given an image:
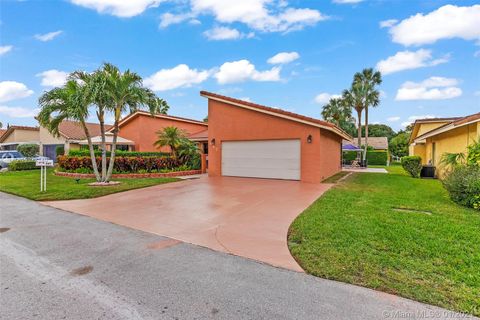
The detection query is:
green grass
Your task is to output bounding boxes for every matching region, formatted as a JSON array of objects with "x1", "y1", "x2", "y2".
[
  {"x1": 288, "y1": 166, "x2": 480, "y2": 316},
  {"x1": 322, "y1": 171, "x2": 350, "y2": 183},
  {"x1": 0, "y1": 169, "x2": 178, "y2": 201}
]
